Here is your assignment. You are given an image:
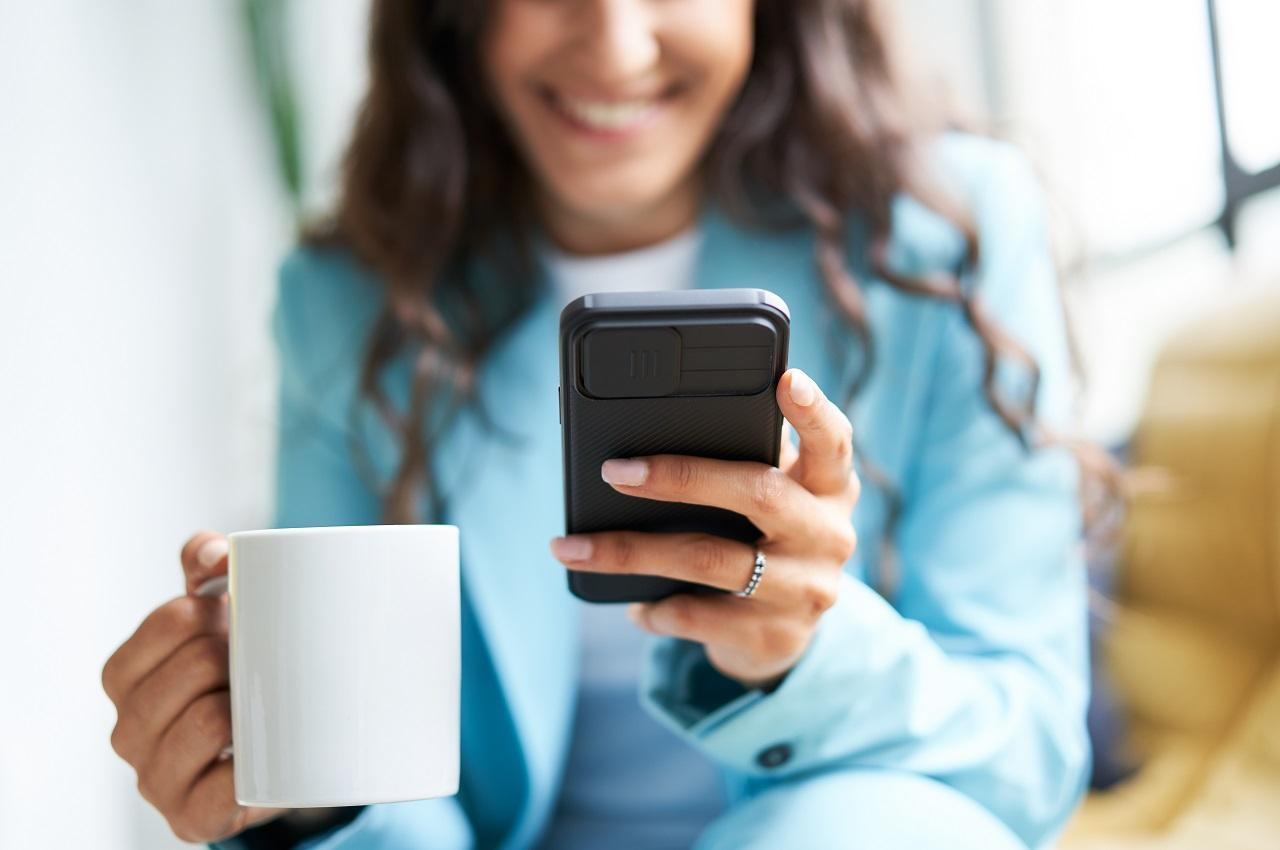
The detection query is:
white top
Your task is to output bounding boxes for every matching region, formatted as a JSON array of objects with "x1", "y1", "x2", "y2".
[
  {"x1": 535, "y1": 225, "x2": 727, "y2": 849},
  {"x1": 542, "y1": 226, "x2": 703, "y2": 302}
]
